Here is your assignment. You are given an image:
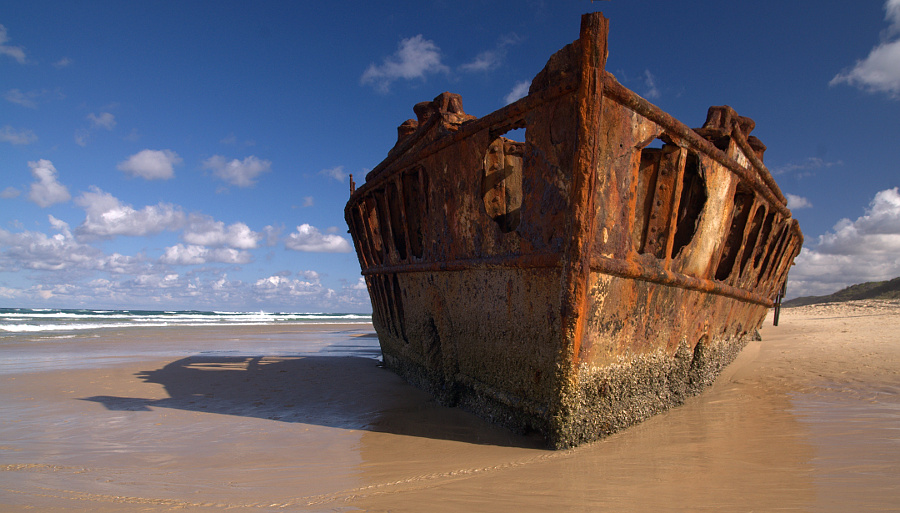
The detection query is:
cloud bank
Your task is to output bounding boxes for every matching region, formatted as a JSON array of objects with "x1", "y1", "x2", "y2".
[
  {"x1": 0, "y1": 202, "x2": 366, "y2": 310},
  {"x1": 789, "y1": 187, "x2": 900, "y2": 297},
  {"x1": 74, "y1": 187, "x2": 185, "y2": 239}
]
